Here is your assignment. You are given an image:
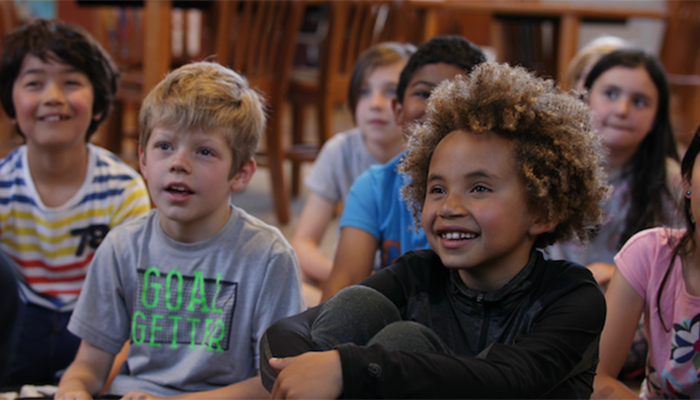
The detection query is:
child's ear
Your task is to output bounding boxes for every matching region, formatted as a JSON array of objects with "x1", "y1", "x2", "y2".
[
  {"x1": 138, "y1": 145, "x2": 147, "y2": 178},
  {"x1": 230, "y1": 157, "x2": 257, "y2": 192},
  {"x1": 684, "y1": 179, "x2": 692, "y2": 199},
  {"x1": 392, "y1": 98, "x2": 403, "y2": 126},
  {"x1": 92, "y1": 112, "x2": 103, "y2": 121},
  {"x1": 528, "y1": 216, "x2": 559, "y2": 237}
]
